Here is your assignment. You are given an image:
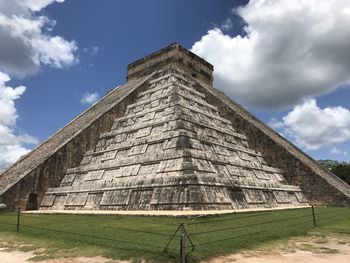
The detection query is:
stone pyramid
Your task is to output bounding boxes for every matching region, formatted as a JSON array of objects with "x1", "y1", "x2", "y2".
[
  {"x1": 1, "y1": 44, "x2": 349, "y2": 211},
  {"x1": 41, "y1": 55, "x2": 307, "y2": 211}
]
